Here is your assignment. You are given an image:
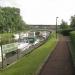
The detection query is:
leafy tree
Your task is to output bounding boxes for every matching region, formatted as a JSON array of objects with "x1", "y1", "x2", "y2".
[
  {"x1": 0, "y1": 7, "x2": 27, "y2": 33},
  {"x1": 60, "y1": 19, "x2": 68, "y2": 29},
  {"x1": 0, "y1": 7, "x2": 28, "y2": 44},
  {"x1": 70, "y1": 15, "x2": 75, "y2": 28},
  {"x1": 59, "y1": 19, "x2": 72, "y2": 36}
]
